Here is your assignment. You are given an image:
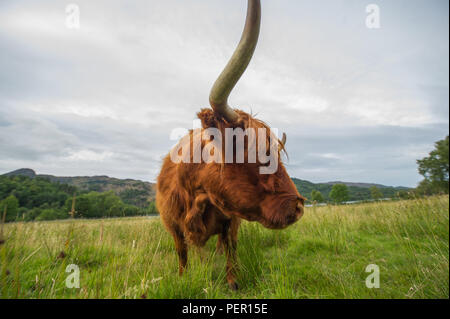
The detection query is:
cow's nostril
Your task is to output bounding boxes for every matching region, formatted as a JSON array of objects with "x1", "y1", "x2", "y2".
[
  {"x1": 296, "y1": 202, "x2": 304, "y2": 218},
  {"x1": 286, "y1": 214, "x2": 296, "y2": 224}
]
